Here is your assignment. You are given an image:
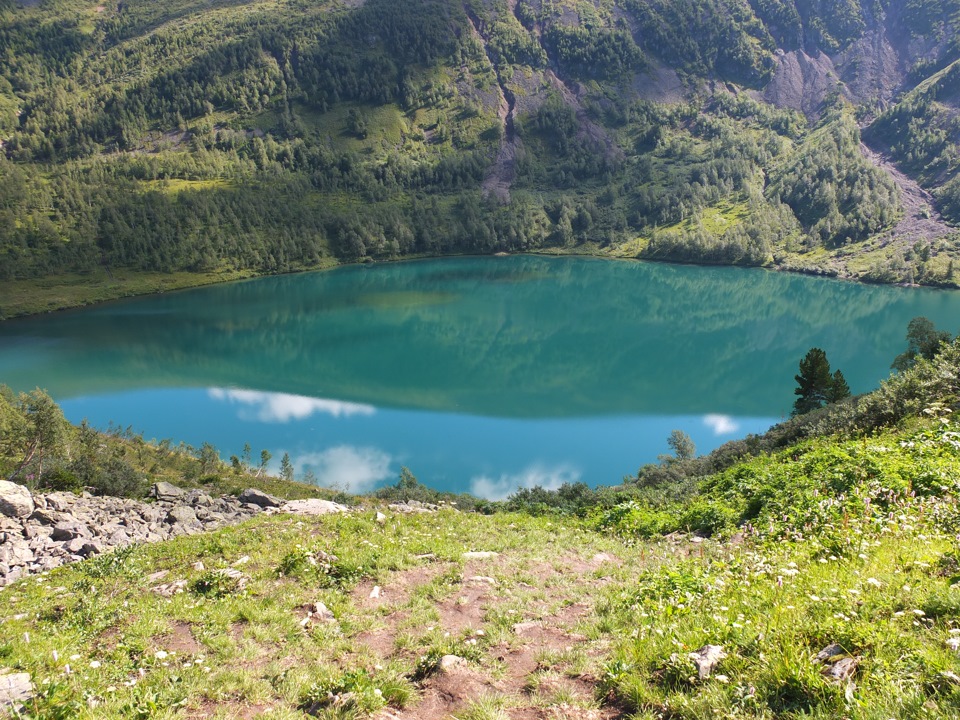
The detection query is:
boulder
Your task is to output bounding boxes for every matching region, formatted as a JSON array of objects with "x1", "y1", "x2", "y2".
[
  {"x1": 51, "y1": 521, "x2": 89, "y2": 541},
  {"x1": 0, "y1": 481, "x2": 34, "y2": 519},
  {"x1": 281, "y1": 498, "x2": 348, "y2": 515},
  {"x1": 150, "y1": 482, "x2": 185, "y2": 501},
  {"x1": 166, "y1": 506, "x2": 198, "y2": 525},
  {"x1": 238, "y1": 488, "x2": 281, "y2": 508}
]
